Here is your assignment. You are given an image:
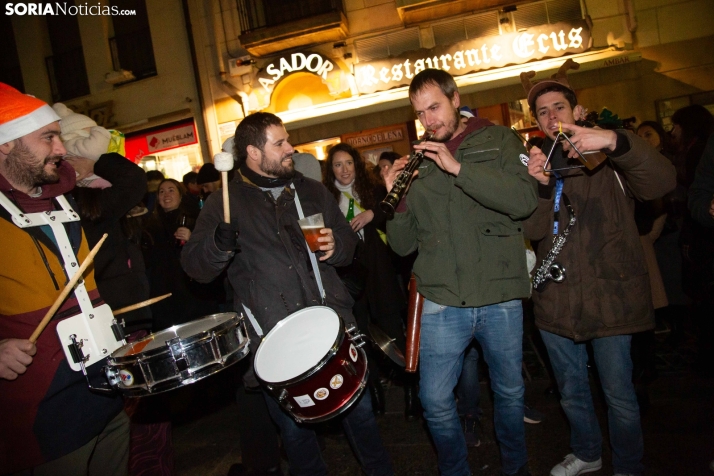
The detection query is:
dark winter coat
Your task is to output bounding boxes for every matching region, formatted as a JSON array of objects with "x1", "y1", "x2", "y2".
[
  {"x1": 523, "y1": 130, "x2": 676, "y2": 341},
  {"x1": 181, "y1": 171, "x2": 359, "y2": 384},
  {"x1": 73, "y1": 153, "x2": 151, "y2": 332},
  {"x1": 144, "y1": 206, "x2": 222, "y2": 331}
]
